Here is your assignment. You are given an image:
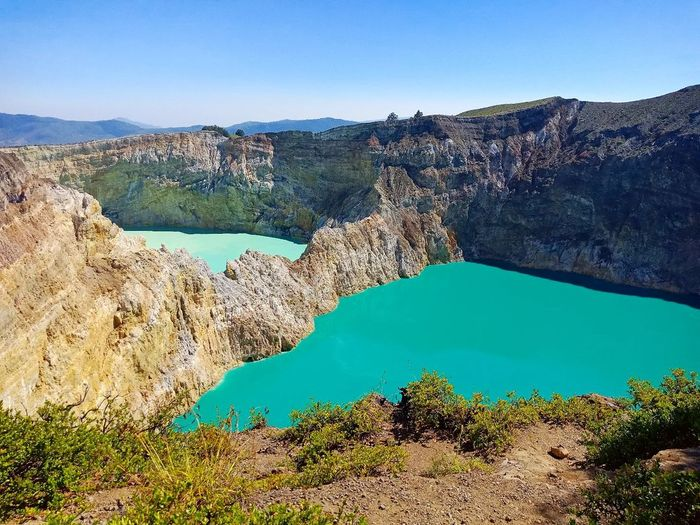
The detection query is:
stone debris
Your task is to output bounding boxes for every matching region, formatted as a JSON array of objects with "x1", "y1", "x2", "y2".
[{"x1": 548, "y1": 446, "x2": 570, "y2": 460}]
